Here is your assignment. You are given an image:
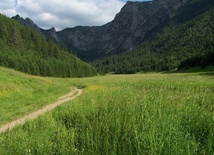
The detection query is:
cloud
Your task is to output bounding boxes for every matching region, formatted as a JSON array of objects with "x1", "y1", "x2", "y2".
[
  {"x1": 0, "y1": 0, "x2": 16, "y2": 16},
  {"x1": 0, "y1": 0, "x2": 147, "y2": 31}
]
